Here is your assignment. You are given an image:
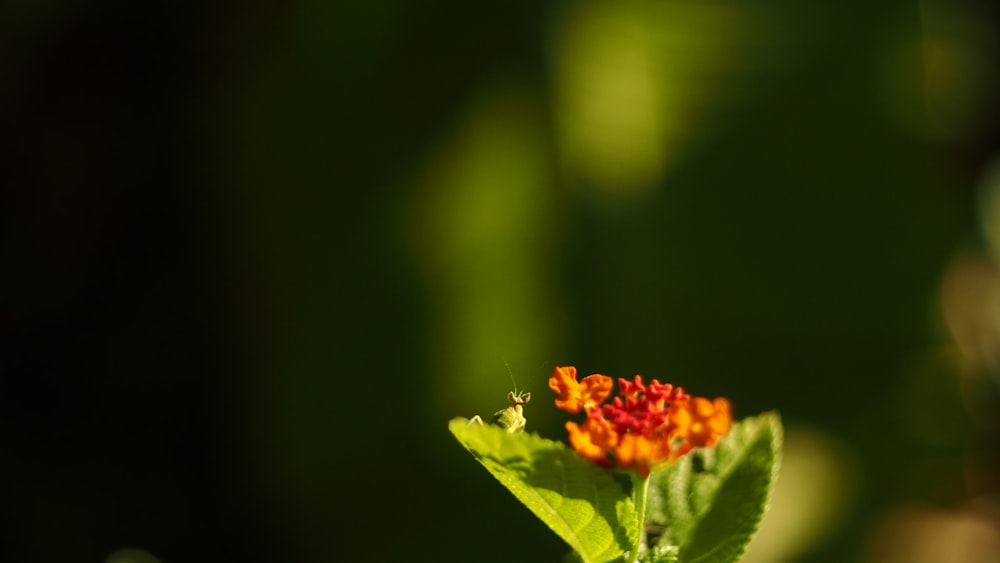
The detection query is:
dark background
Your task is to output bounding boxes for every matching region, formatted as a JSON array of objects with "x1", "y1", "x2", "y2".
[{"x1": 3, "y1": 0, "x2": 999, "y2": 562}]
